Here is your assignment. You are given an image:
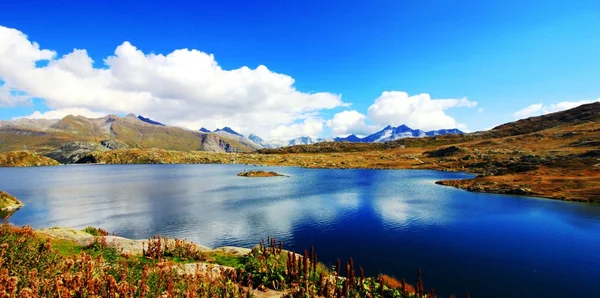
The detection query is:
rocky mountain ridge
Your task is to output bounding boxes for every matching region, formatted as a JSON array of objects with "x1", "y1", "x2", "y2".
[
  {"x1": 335, "y1": 125, "x2": 463, "y2": 143},
  {"x1": 0, "y1": 114, "x2": 259, "y2": 156}
]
